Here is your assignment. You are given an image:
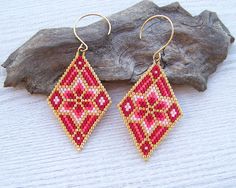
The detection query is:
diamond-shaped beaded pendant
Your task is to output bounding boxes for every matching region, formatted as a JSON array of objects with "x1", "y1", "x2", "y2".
[
  {"x1": 118, "y1": 63, "x2": 183, "y2": 159},
  {"x1": 48, "y1": 50, "x2": 111, "y2": 150}
]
